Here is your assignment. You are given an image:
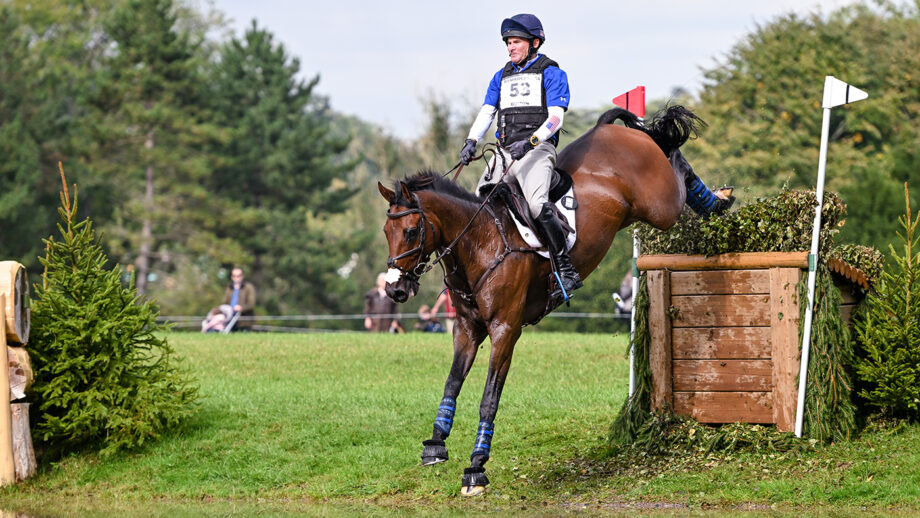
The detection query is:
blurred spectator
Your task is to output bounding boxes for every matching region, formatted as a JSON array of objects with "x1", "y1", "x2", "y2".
[
  {"x1": 430, "y1": 288, "x2": 456, "y2": 333},
  {"x1": 415, "y1": 304, "x2": 444, "y2": 333},
  {"x1": 364, "y1": 272, "x2": 399, "y2": 332},
  {"x1": 201, "y1": 304, "x2": 234, "y2": 333},
  {"x1": 222, "y1": 267, "x2": 256, "y2": 331},
  {"x1": 612, "y1": 270, "x2": 634, "y2": 316}
]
